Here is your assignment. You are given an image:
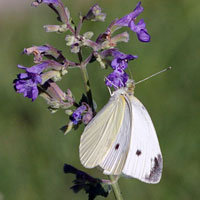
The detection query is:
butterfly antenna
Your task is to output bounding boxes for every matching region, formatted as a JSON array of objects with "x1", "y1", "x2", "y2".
[{"x1": 135, "y1": 66, "x2": 172, "y2": 85}]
